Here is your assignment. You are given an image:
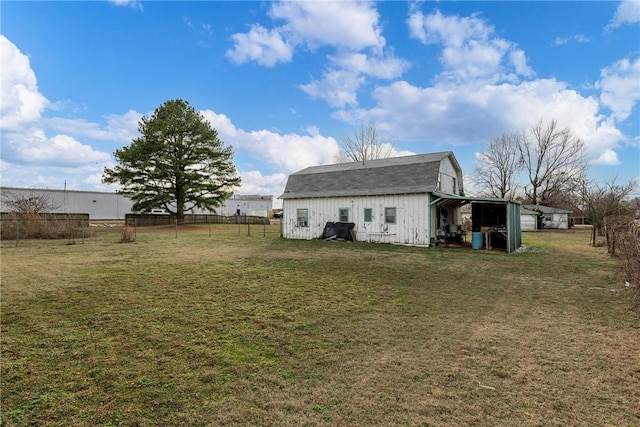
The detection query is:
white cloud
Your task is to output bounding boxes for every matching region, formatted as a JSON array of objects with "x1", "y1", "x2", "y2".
[
  {"x1": 2, "y1": 127, "x2": 111, "y2": 166},
  {"x1": 299, "y1": 69, "x2": 365, "y2": 108},
  {"x1": 327, "y1": 8, "x2": 631, "y2": 170},
  {"x1": 0, "y1": 158, "x2": 113, "y2": 191},
  {"x1": 200, "y1": 110, "x2": 339, "y2": 173},
  {"x1": 228, "y1": 2, "x2": 385, "y2": 67},
  {"x1": 227, "y1": 25, "x2": 293, "y2": 67},
  {"x1": 388, "y1": 146, "x2": 416, "y2": 158},
  {"x1": 591, "y1": 149, "x2": 620, "y2": 166},
  {"x1": 606, "y1": 0, "x2": 640, "y2": 31},
  {"x1": 228, "y1": 1, "x2": 404, "y2": 108},
  {"x1": 239, "y1": 170, "x2": 288, "y2": 197},
  {"x1": 306, "y1": 125, "x2": 320, "y2": 137},
  {"x1": 270, "y1": 1, "x2": 385, "y2": 51},
  {"x1": 336, "y1": 77, "x2": 622, "y2": 164},
  {"x1": 409, "y1": 10, "x2": 492, "y2": 46},
  {"x1": 408, "y1": 10, "x2": 533, "y2": 83},
  {"x1": 554, "y1": 34, "x2": 590, "y2": 46},
  {"x1": 0, "y1": 35, "x2": 115, "y2": 183},
  {"x1": 0, "y1": 36, "x2": 49, "y2": 130},
  {"x1": 200, "y1": 109, "x2": 340, "y2": 200},
  {"x1": 108, "y1": 0, "x2": 143, "y2": 11},
  {"x1": 44, "y1": 110, "x2": 142, "y2": 142},
  {"x1": 597, "y1": 57, "x2": 640, "y2": 122},
  {"x1": 328, "y1": 51, "x2": 409, "y2": 80}
]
